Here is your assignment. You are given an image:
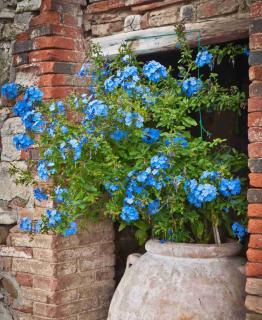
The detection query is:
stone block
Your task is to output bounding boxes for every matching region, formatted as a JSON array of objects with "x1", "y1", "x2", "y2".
[
  {"x1": 245, "y1": 295, "x2": 262, "y2": 314},
  {"x1": 148, "y1": 5, "x2": 179, "y2": 27},
  {"x1": 91, "y1": 21, "x2": 123, "y2": 36},
  {"x1": 180, "y1": 5, "x2": 195, "y2": 23},
  {"x1": 124, "y1": 15, "x2": 141, "y2": 32},
  {"x1": 0, "y1": 211, "x2": 17, "y2": 224},
  {"x1": 249, "y1": 158, "x2": 262, "y2": 173},
  {"x1": 246, "y1": 278, "x2": 262, "y2": 295},
  {"x1": 246, "y1": 314, "x2": 262, "y2": 320},
  {"x1": 14, "y1": 12, "x2": 33, "y2": 29},
  {"x1": 250, "y1": 19, "x2": 262, "y2": 34},
  {"x1": 250, "y1": 33, "x2": 262, "y2": 51},
  {"x1": 16, "y1": 0, "x2": 41, "y2": 13},
  {"x1": 0, "y1": 8, "x2": 15, "y2": 19},
  {"x1": 86, "y1": 0, "x2": 125, "y2": 14},
  {"x1": 249, "y1": 51, "x2": 262, "y2": 66},
  {"x1": 1, "y1": 136, "x2": 21, "y2": 161}
]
